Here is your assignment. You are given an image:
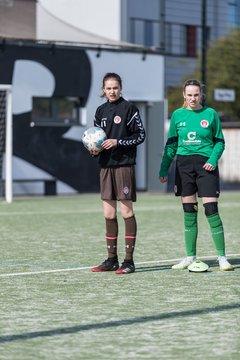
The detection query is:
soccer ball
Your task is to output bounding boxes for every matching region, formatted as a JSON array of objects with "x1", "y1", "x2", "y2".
[{"x1": 81, "y1": 127, "x2": 107, "y2": 153}]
